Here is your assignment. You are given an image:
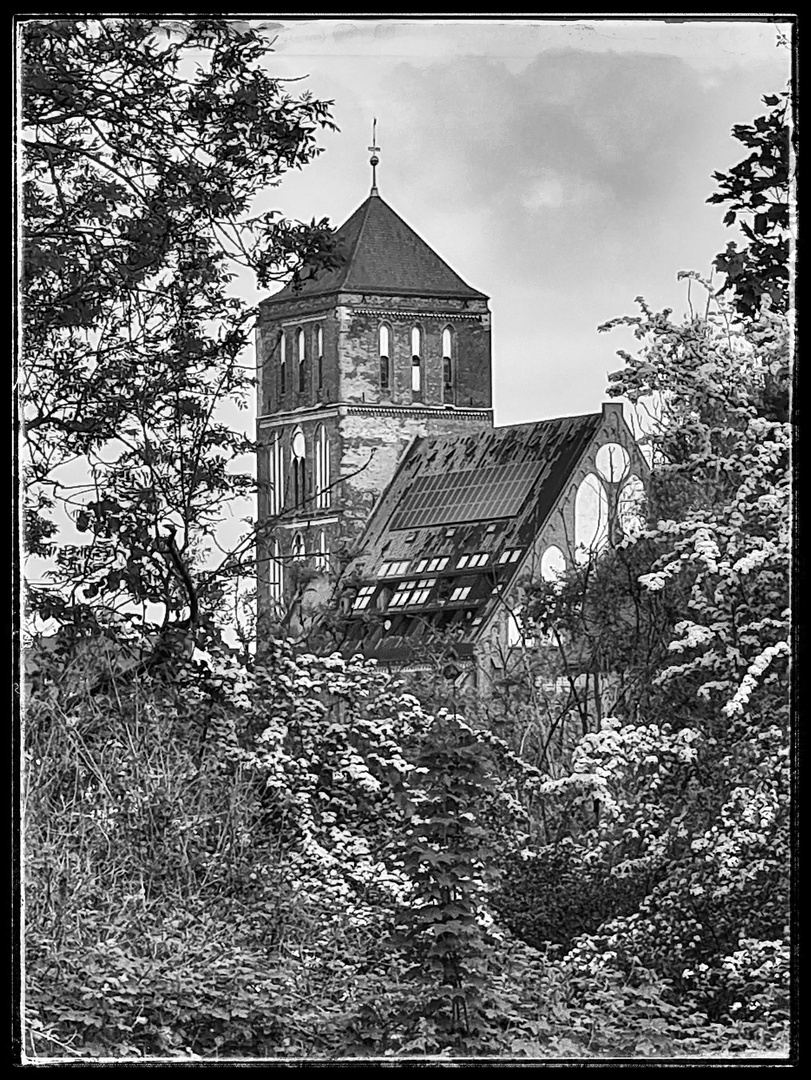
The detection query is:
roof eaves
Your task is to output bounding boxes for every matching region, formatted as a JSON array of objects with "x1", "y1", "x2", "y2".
[{"x1": 338, "y1": 284, "x2": 489, "y2": 301}]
